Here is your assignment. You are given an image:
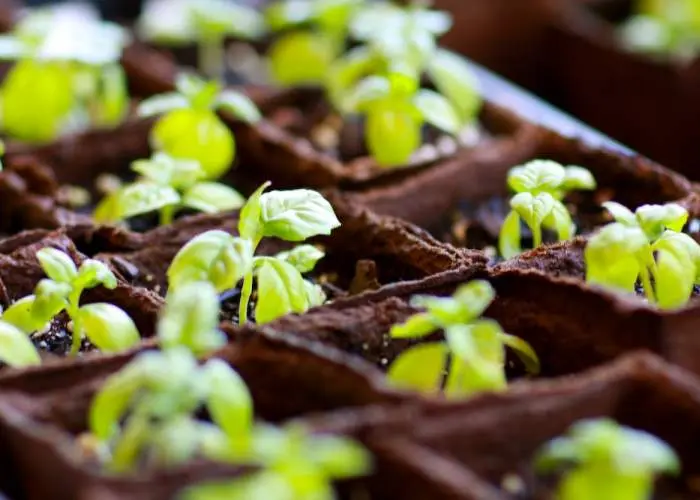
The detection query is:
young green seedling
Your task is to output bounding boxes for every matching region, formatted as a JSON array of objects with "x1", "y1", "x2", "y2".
[
  {"x1": 138, "y1": 0, "x2": 265, "y2": 79},
  {"x1": 168, "y1": 182, "x2": 339, "y2": 324},
  {"x1": 0, "y1": 320, "x2": 42, "y2": 368},
  {"x1": 138, "y1": 73, "x2": 261, "y2": 179},
  {"x1": 388, "y1": 280, "x2": 539, "y2": 398},
  {"x1": 585, "y1": 201, "x2": 700, "y2": 309},
  {"x1": 94, "y1": 152, "x2": 245, "y2": 226},
  {"x1": 536, "y1": 418, "x2": 679, "y2": 500},
  {"x1": 498, "y1": 160, "x2": 597, "y2": 259},
  {"x1": 2, "y1": 248, "x2": 140, "y2": 355},
  {"x1": 86, "y1": 346, "x2": 255, "y2": 473},
  {"x1": 0, "y1": 6, "x2": 129, "y2": 142},
  {"x1": 179, "y1": 424, "x2": 372, "y2": 500}
]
